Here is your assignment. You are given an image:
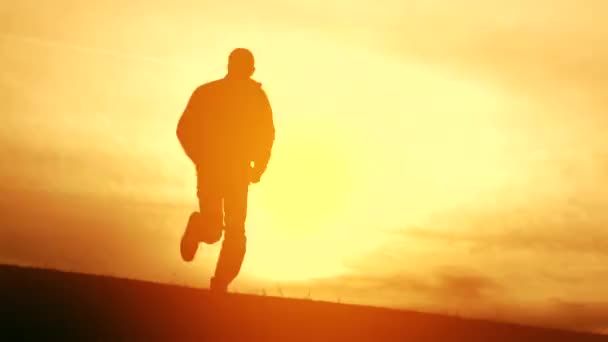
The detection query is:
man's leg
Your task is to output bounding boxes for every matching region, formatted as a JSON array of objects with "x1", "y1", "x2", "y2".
[
  {"x1": 196, "y1": 172, "x2": 224, "y2": 245},
  {"x1": 210, "y1": 180, "x2": 249, "y2": 292},
  {"x1": 180, "y1": 171, "x2": 225, "y2": 262}
]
